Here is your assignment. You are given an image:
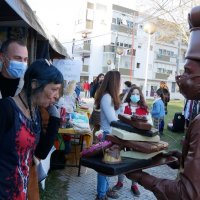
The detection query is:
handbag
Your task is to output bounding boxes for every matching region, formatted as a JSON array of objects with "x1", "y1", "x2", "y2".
[
  {"x1": 89, "y1": 108, "x2": 100, "y2": 126},
  {"x1": 50, "y1": 150, "x2": 66, "y2": 170}
]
